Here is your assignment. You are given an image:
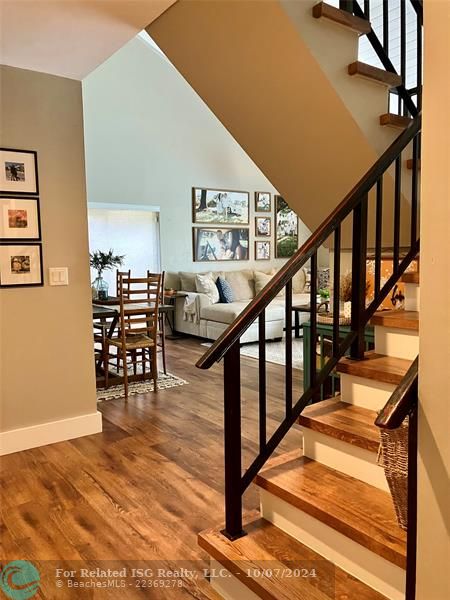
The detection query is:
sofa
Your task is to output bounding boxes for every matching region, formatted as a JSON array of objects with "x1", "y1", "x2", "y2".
[{"x1": 165, "y1": 268, "x2": 314, "y2": 343}]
